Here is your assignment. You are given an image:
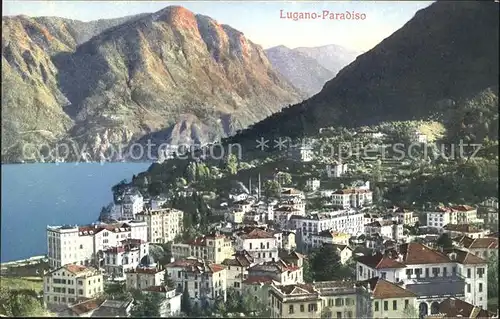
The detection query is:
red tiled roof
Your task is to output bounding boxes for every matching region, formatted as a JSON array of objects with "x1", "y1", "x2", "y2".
[
  {"x1": 451, "y1": 250, "x2": 487, "y2": 265},
  {"x1": 276, "y1": 284, "x2": 317, "y2": 295},
  {"x1": 69, "y1": 298, "x2": 105, "y2": 315},
  {"x1": 334, "y1": 188, "x2": 371, "y2": 195},
  {"x1": 450, "y1": 205, "x2": 476, "y2": 212},
  {"x1": 242, "y1": 275, "x2": 275, "y2": 285},
  {"x1": 356, "y1": 253, "x2": 406, "y2": 269},
  {"x1": 360, "y1": 277, "x2": 416, "y2": 299},
  {"x1": 63, "y1": 264, "x2": 95, "y2": 275},
  {"x1": 436, "y1": 298, "x2": 496, "y2": 318},
  {"x1": 399, "y1": 243, "x2": 451, "y2": 265},
  {"x1": 238, "y1": 228, "x2": 275, "y2": 239}
]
